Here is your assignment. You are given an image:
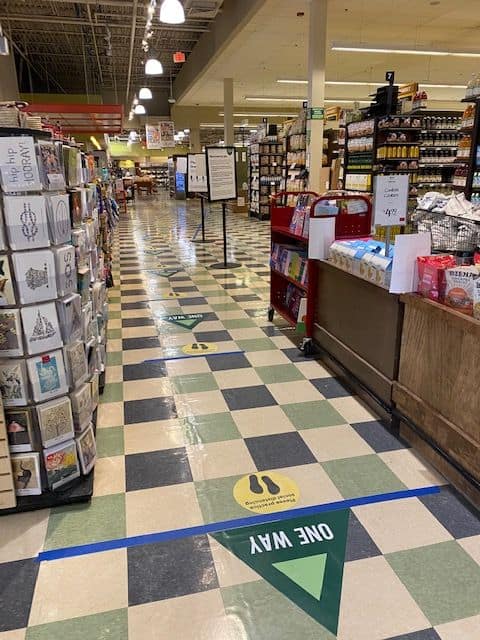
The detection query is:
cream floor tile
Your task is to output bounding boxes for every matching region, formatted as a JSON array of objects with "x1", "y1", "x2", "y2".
[
  {"x1": 125, "y1": 483, "x2": 203, "y2": 536},
  {"x1": 128, "y1": 589, "x2": 233, "y2": 640},
  {"x1": 232, "y1": 405, "x2": 295, "y2": 437},
  {"x1": 105, "y1": 365, "x2": 124, "y2": 384},
  {"x1": 194, "y1": 321, "x2": 227, "y2": 333},
  {"x1": 213, "y1": 367, "x2": 263, "y2": 389},
  {"x1": 0, "y1": 630, "x2": 26, "y2": 640},
  {"x1": 166, "y1": 357, "x2": 210, "y2": 375},
  {"x1": 123, "y1": 294, "x2": 149, "y2": 303},
  {"x1": 458, "y1": 535, "x2": 480, "y2": 566},
  {"x1": 121, "y1": 282, "x2": 146, "y2": 290},
  {"x1": 337, "y1": 556, "x2": 430, "y2": 640},
  {"x1": 187, "y1": 439, "x2": 256, "y2": 481},
  {"x1": 227, "y1": 327, "x2": 267, "y2": 340},
  {"x1": 107, "y1": 338, "x2": 122, "y2": 353},
  {"x1": 294, "y1": 360, "x2": 333, "y2": 379},
  {"x1": 108, "y1": 318, "x2": 122, "y2": 329},
  {"x1": 0, "y1": 510, "x2": 50, "y2": 563},
  {"x1": 379, "y1": 448, "x2": 448, "y2": 489},
  {"x1": 124, "y1": 419, "x2": 185, "y2": 454},
  {"x1": 328, "y1": 396, "x2": 377, "y2": 423},
  {"x1": 175, "y1": 390, "x2": 229, "y2": 417},
  {"x1": 182, "y1": 305, "x2": 215, "y2": 314},
  {"x1": 93, "y1": 456, "x2": 126, "y2": 497},
  {"x1": 108, "y1": 303, "x2": 121, "y2": 312},
  {"x1": 29, "y1": 549, "x2": 128, "y2": 626},
  {"x1": 121, "y1": 347, "x2": 163, "y2": 365},
  {"x1": 120, "y1": 308, "x2": 152, "y2": 318},
  {"x1": 275, "y1": 462, "x2": 343, "y2": 507},
  {"x1": 353, "y1": 497, "x2": 453, "y2": 554},
  {"x1": 160, "y1": 332, "x2": 196, "y2": 347},
  {"x1": 215, "y1": 310, "x2": 249, "y2": 320},
  {"x1": 267, "y1": 380, "x2": 322, "y2": 405},
  {"x1": 301, "y1": 425, "x2": 374, "y2": 462},
  {"x1": 123, "y1": 377, "x2": 172, "y2": 401},
  {"x1": 435, "y1": 614, "x2": 480, "y2": 639},
  {"x1": 121, "y1": 326, "x2": 158, "y2": 338},
  {"x1": 97, "y1": 401, "x2": 124, "y2": 428},
  {"x1": 208, "y1": 536, "x2": 261, "y2": 587},
  {"x1": 269, "y1": 335, "x2": 295, "y2": 349},
  {"x1": 245, "y1": 350, "x2": 291, "y2": 367}
]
